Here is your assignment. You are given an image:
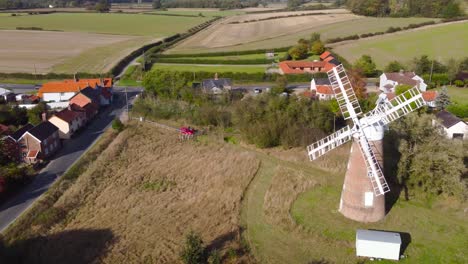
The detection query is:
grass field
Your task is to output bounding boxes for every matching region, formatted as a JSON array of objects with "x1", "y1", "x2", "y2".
[
  {"x1": 169, "y1": 14, "x2": 436, "y2": 54},
  {"x1": 158, "y1": 52, "x2": 286, "y2": 62},
  {"x1": 0, "y1": 13, "x2": 211, "y2": 36},
  {"x1": 149, "y1": 9, "x2": 246, "y2": 17},
  {"x1": 240, "y1": 141, "x2": 468, "y2": 263},
  {"x1": 439, "y1": 86, "x2": 468, "y2": 104},
  {"x1": 152, "y1": 63, "x2": 267, "y2": 73},
  {"x1": 2, "y1": 123, "x2": 259, "y2": 263},
  {"x1": 332, "y1": 21, "x2": 468, "y2": 68}
]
